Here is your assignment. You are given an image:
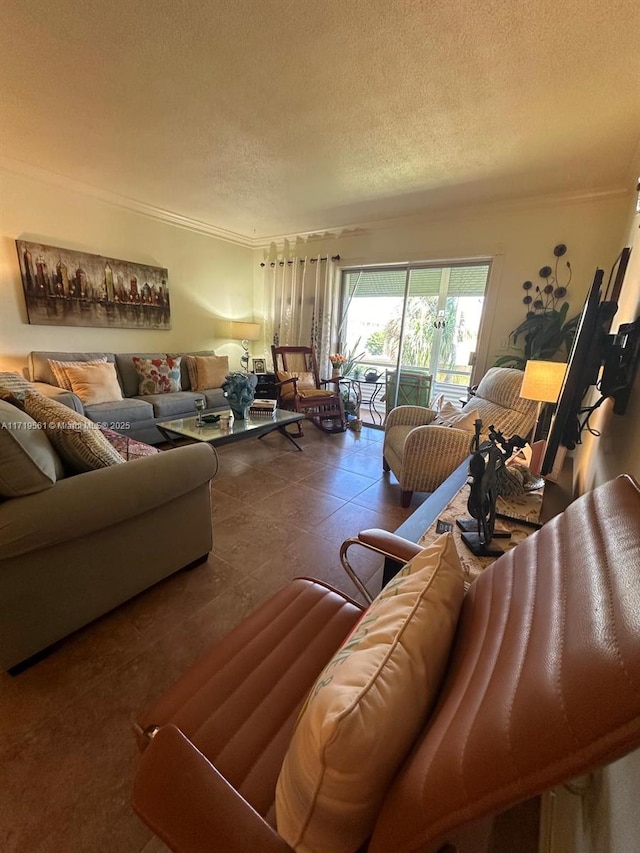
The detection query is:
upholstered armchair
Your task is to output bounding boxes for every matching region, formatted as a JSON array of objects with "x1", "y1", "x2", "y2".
[{"x1": 383, "y1": 367, "x2": 538, "y2": 506}]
